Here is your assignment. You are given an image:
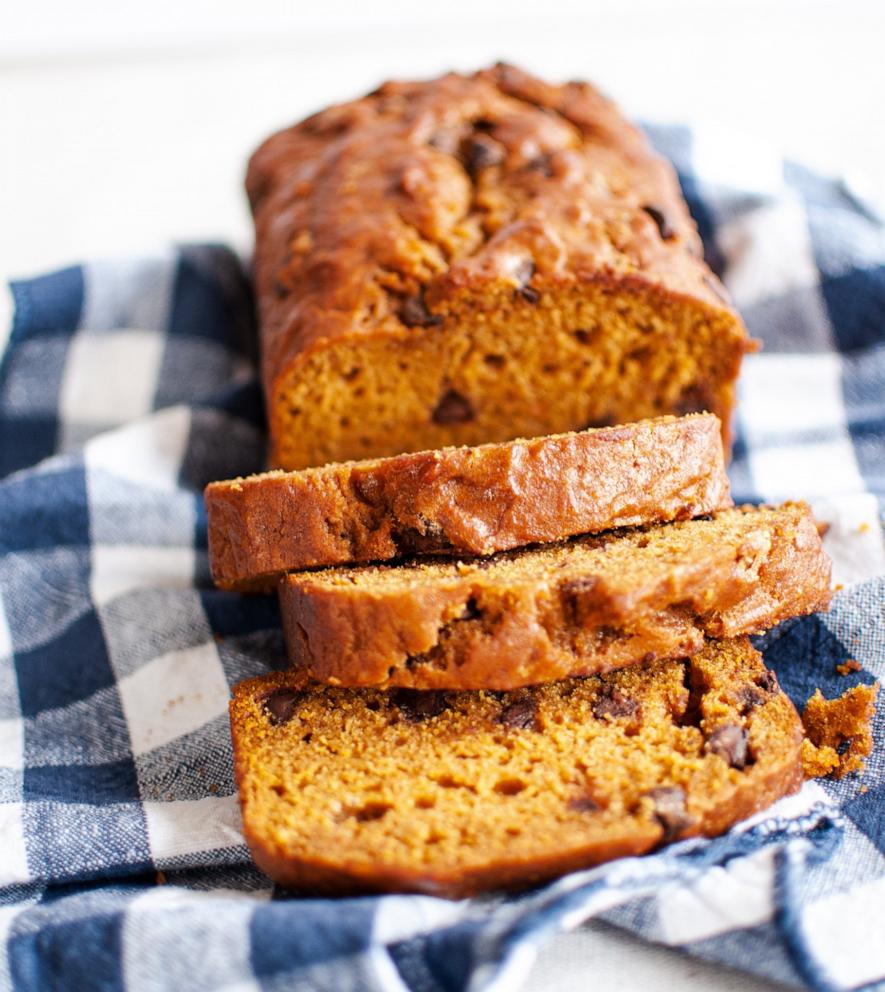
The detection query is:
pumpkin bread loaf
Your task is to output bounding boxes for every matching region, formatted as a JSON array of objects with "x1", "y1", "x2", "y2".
[
  {"x1": 207, "y1": 413, "x2": 731, "y2": 589},
  {"x1": 278, "y1": 503, "x2": 831, "y2": 690},
  {"x1": 230, "y1": 637, "x2": 804, "y2": 897},
  {"x1": 248, "y1": 63, "x2": 752, "y2": 470}
]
